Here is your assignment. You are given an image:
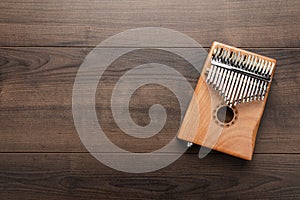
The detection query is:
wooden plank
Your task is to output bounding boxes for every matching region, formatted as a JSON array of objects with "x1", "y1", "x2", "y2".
[
  {"x1": 0, "y1": 0, "x2": 299, "y2": 47},
  {"x1": 0, "y1": 153, "x2": 299, "y2": 199},
  {"x1": 0, "y1": 47, "x2": 299, "y2": 153}
]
